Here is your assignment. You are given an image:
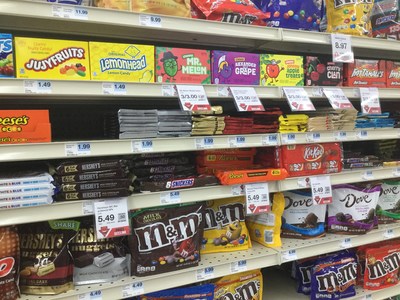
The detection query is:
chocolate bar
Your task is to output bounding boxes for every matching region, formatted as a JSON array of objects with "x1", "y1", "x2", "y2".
[
  {"x1": 55, "y1": 168, "x2": 130, "y2": 183},
  {"x1": 74, "y1": 253, "x2": 94, "y2": 268},
  {"x1": 133, "y1": 156, "x2": 190, "y2": 168},
  {"x1": 93, "y1": 252, "x2": 115, "y2": 268},
  {"x1": 138, "y1": 175, "x2": 219, "y2": 192},
  {"x1": 61, "y1": 178, "x2": 132, "y2": 192},
  {"x1": 55, "y1": 159, "x2": 131, "y2": 175},
  {"x1": 56, "y1": 188, "x2": 131, "y2": 201}
]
